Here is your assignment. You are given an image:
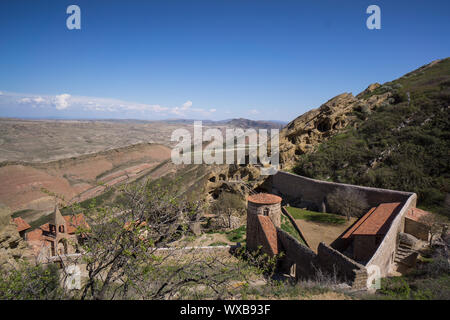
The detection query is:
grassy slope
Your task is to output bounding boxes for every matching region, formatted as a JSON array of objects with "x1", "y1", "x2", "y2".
[
  {"x1": 294, "y1": 58, "x2": 450, "y2": 215},
  {"x1": 285, "y1": 207, "x2": 346, "y2": 225}
]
